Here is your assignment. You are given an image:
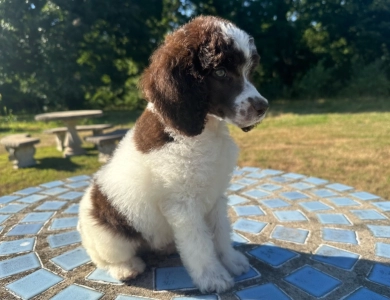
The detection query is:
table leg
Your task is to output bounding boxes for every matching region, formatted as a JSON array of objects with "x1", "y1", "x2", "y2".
[{"x1": 63, "y1": 120, "x2": 85, "y2": 157}]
